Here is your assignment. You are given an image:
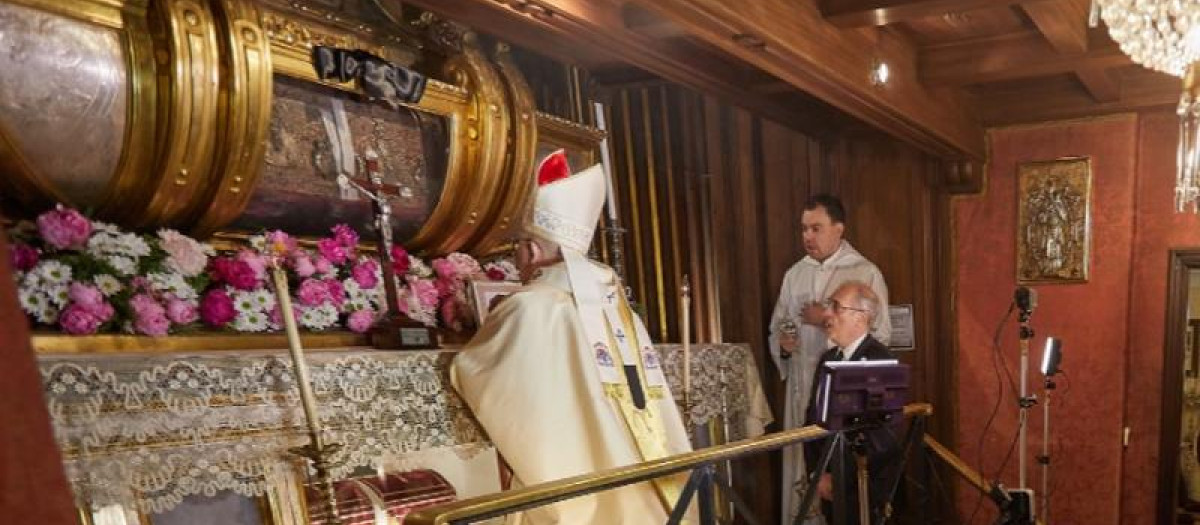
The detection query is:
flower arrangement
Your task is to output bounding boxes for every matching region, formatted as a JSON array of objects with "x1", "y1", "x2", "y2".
[{"x1": 7, "y1": 206, "x2": 517, "y2": 337}]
